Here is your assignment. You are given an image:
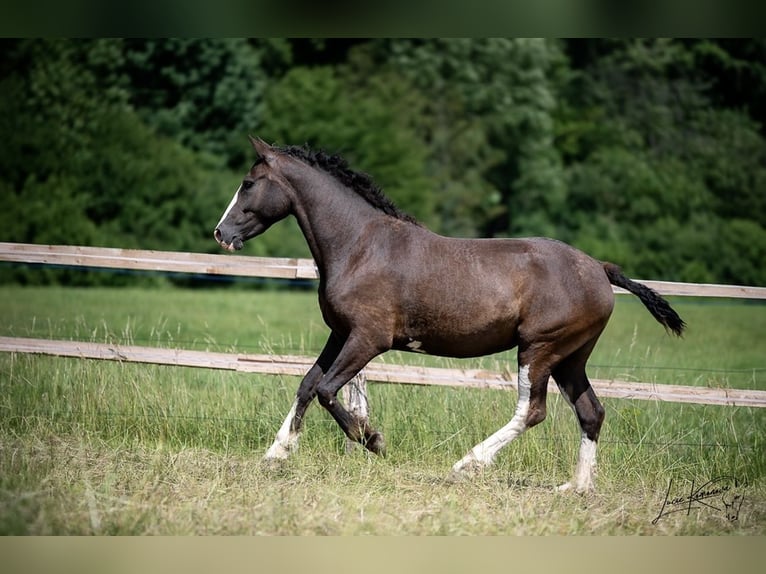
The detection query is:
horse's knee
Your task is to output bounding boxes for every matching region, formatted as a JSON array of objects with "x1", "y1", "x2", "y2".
[
  {"x1": 316, "y1": 385, "x2": 336, "y2": 408},
  {"x1": 296, "y1": 385, "x2": 315, "y2": 405}
]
